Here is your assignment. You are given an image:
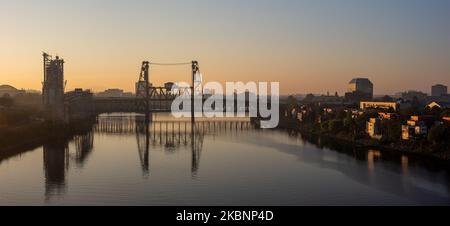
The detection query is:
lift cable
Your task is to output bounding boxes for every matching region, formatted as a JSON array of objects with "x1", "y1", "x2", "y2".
[{"x1": 150, "y1": 62, "x2": 192, "y2": 66}]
